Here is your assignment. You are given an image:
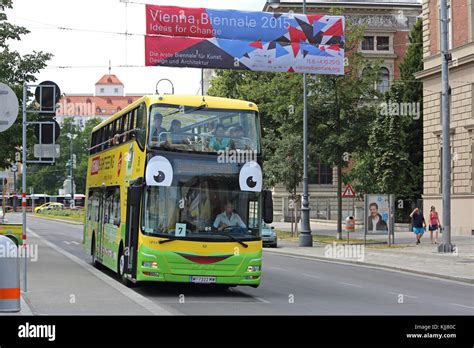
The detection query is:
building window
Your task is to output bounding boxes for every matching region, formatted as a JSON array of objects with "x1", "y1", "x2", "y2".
[
  {"x1": 362, "y1": 36, "x2": 390, "y2": 52},
  {"x1": 100, "y1": 88, "x2": 105, "y2": 93},
  {"x1": 309, "y1": 162, "x2": 333, "y2": 185},
  {"x1": 376, "y1": 36, "x2": 390, "y2": 51},
  {"x1": 362, "y1": 36, "x2": 374, "y2": 50},
  {"x1": 107, "y1": 98, "x2": 112, "y2": 104},
  {"x1": 114, "y1": 88, "x2": 119, "y2": 93},
  {"x1": 377, "y1": 67, "x2": 390, "y2": 93},
  {"x1": 86, "y1": 98, "x2": 91, "y2": 104}
]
